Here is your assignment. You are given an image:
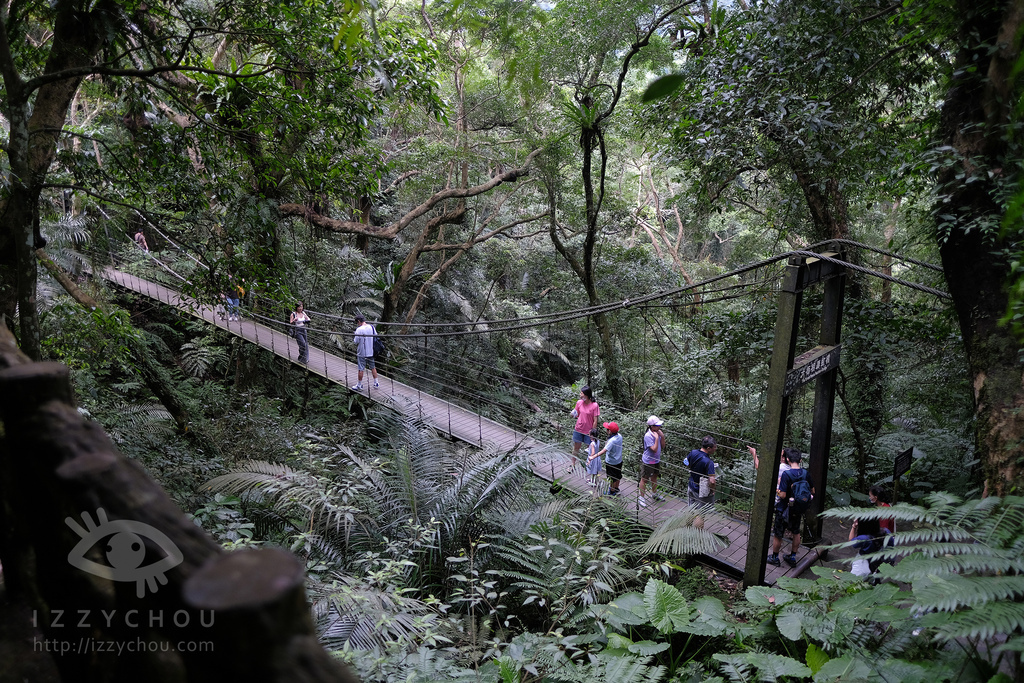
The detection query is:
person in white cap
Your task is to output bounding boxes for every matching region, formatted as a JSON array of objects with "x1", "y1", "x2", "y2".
[{"x1": 638, "y1": 416, "x2": 666, "y2": 507}]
